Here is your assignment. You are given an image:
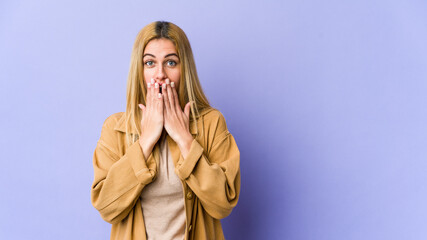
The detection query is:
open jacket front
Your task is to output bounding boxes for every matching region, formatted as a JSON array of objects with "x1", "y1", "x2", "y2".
[{"x1": 91, "y1": 108, "x2": 241, "y2": 240}]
